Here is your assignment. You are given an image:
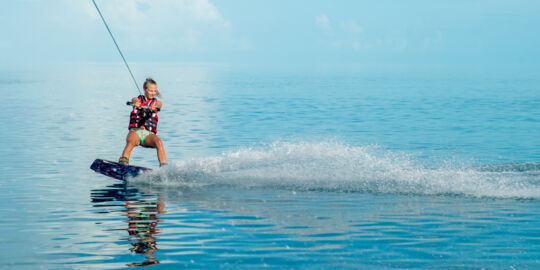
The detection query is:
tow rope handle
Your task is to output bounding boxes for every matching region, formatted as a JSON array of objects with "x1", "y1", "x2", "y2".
[{"x1": 126, "y1": 101, "x2": 161, "y2": 112}]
